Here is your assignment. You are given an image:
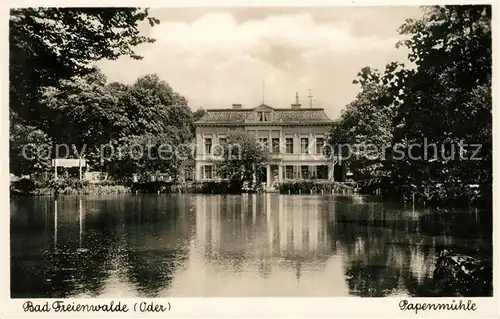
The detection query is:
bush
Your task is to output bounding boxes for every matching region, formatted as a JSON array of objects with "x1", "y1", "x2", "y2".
[
  {"x1": 389, "y1": 183, "x2": 489, "y2": 208},
  {"x1": 10, "y1": 178, "x2": 39, "y2": 195},
  {"x1": 82, "y1": 184, "x2": 131, "y2": 195},
  {"x1": 432, "y1": 250, "x2": 492, "y2": 296},
  {"x1": 277, "y1": 180, "x2": 355, "y2": 195},
  {"x1": 189, "y1": 181, "x2": 245, "y2": 194},
  {"x1": 131, "y1": 181, "x2": 185, "y2": 193},
  {"x1": 48, "y1": 178, "x2": 89, "y2": 194}
]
